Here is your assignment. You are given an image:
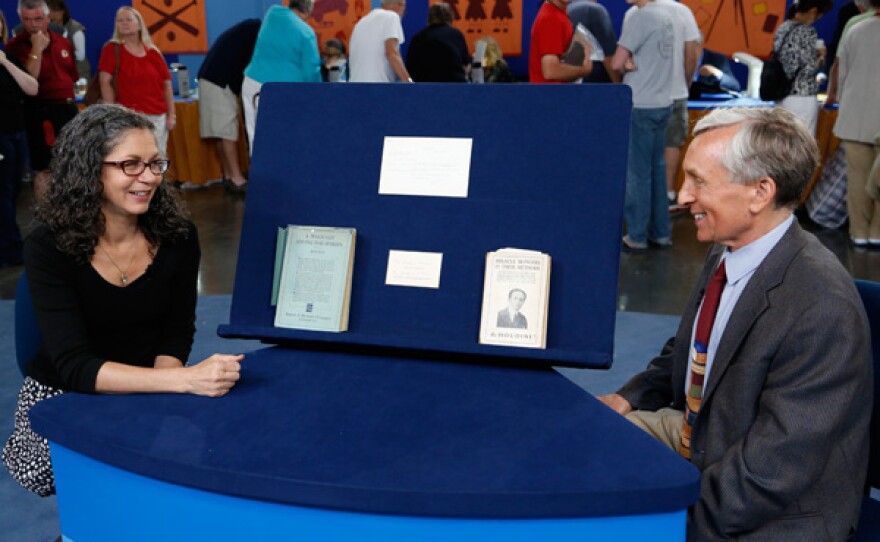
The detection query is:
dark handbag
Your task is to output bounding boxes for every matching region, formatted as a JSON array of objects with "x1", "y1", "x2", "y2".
[
  {"x1": 82, "y1": 43, "x2": 120, "y2": 106},
  {"x1": 760, "y1": 27, "x2": 801, "y2": 102}
]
